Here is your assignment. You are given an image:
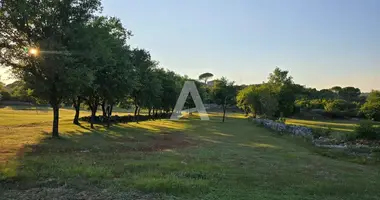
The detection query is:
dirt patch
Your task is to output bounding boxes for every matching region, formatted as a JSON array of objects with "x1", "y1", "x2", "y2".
[{"x1": 26, "y1": 131, "x2": 196, "y2": 155}]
